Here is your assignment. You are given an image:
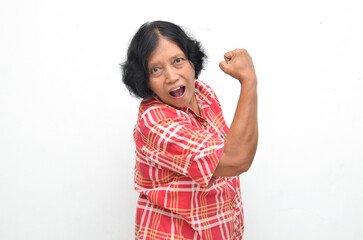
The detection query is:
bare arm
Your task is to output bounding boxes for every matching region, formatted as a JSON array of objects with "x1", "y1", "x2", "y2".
[{"x1": 213, "y1": 48, "x2": 258, "y2": 177}]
